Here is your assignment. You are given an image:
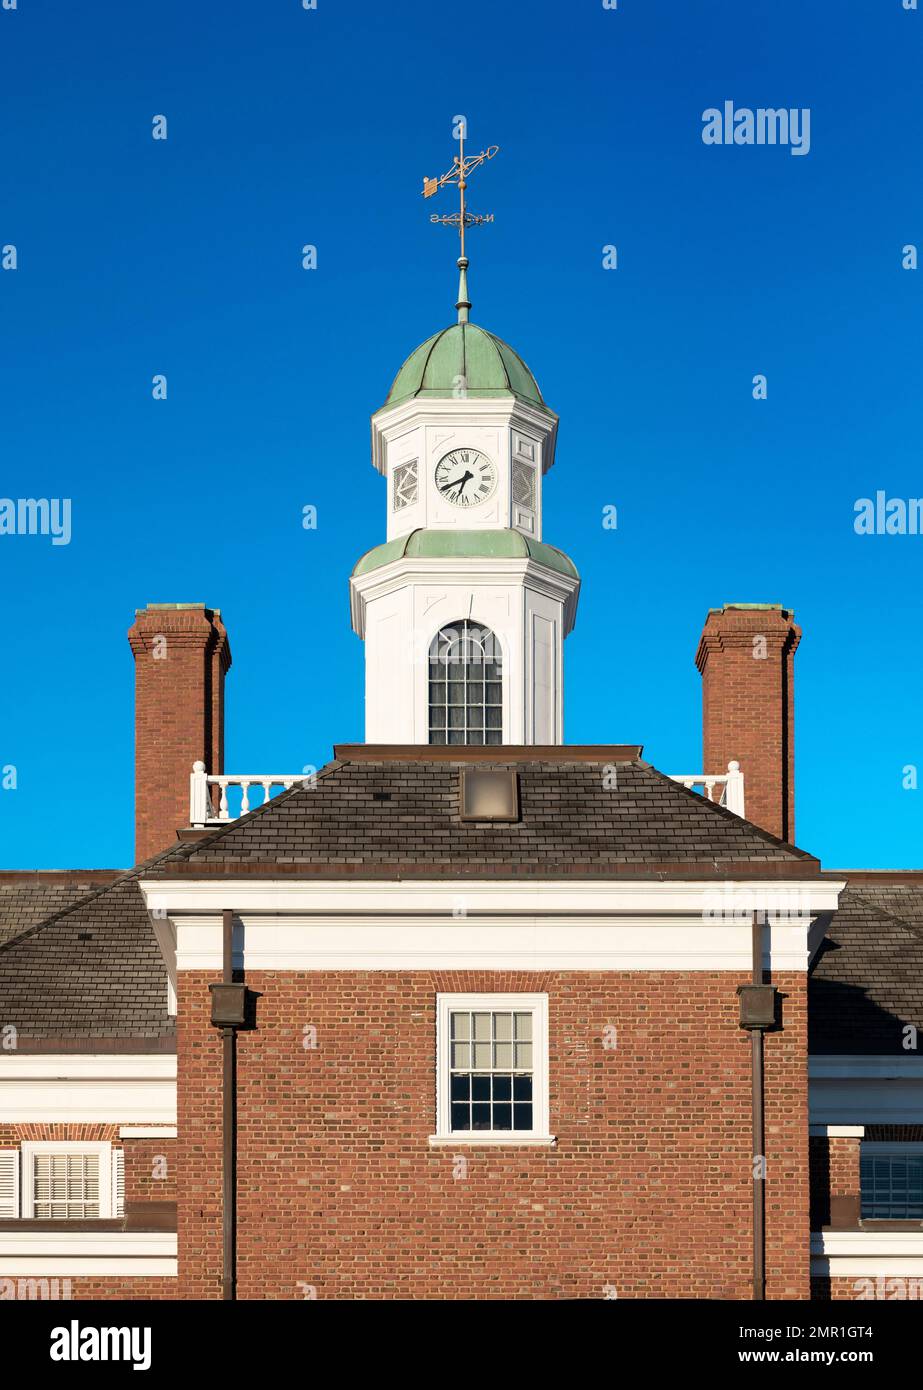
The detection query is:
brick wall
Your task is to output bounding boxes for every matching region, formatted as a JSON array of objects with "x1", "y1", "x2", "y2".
[
  {"x1": 178, "y1": 968, "x2": 810, "y2": 1300},
  {"x1": 696, "y1": 604, "x2": 801, "y2": 842},
  {"x1": 809, "y1": 1133, "x2": 861, "y2": 1229}
]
